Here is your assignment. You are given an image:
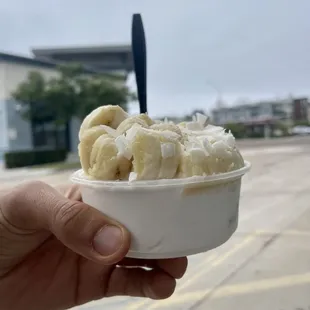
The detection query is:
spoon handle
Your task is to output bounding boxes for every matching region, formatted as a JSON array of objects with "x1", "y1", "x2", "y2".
[{"x1": 131, "y1": 13, "x2": 147, "y2": 114}]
